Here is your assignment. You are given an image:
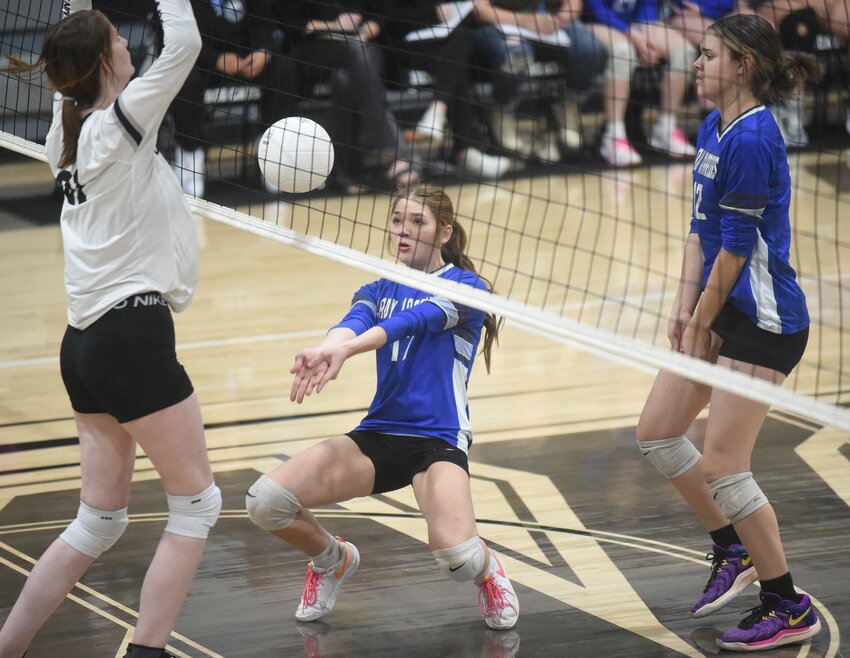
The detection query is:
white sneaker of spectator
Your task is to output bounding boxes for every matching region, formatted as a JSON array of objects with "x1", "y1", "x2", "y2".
[
  {"x1": 648, "y1": 118, "x2": 695, "y2": 159},
  {"x1": 772, "y1": 99, "x2": 808, "y2": 148},
  {"x1": 459, "y1": 148, "x2": 516, "y2": 180},
  {"x1": 414, "y1": 102, "x2": 448, "y2": 147},
  {"x1": 489, "y1": 110, "x2": 532, "y2": 158},
  {"x1": 531, "y1": 121, "x2": 561, "y2": 163},
  {"x1": 600, "y1": 129, "x2": 642, "y2": 168},
  {"x1": 552, "y1": 99, "x2": 583, "y2": 151},
  {"x1": 172, "y1": 146, "x2": 206, "y2": 198}
]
